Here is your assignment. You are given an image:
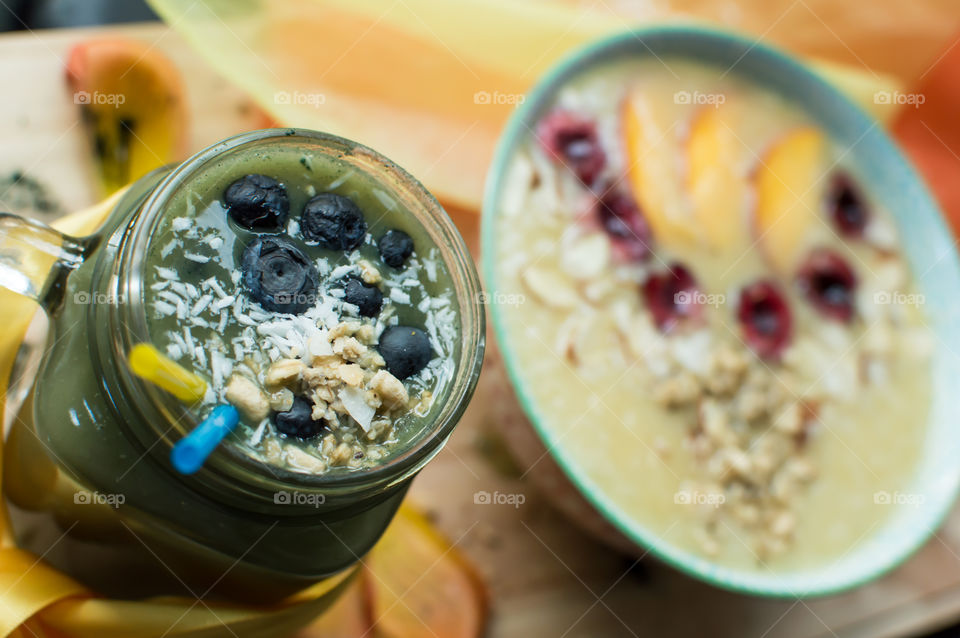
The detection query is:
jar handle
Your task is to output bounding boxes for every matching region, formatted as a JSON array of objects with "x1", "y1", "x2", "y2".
[{"x1": 0, "y1": 214, "x2": 91, "y2": 313}]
